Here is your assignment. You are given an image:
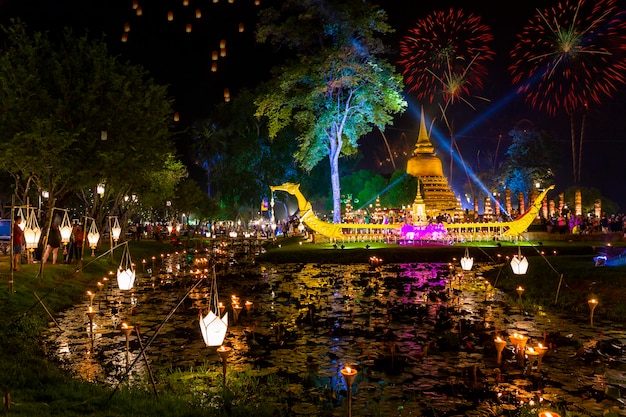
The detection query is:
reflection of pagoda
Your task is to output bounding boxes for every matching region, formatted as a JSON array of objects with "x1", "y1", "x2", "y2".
[{"x1": 406, "y1": 108, "x2": 462, "y2": 219}]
